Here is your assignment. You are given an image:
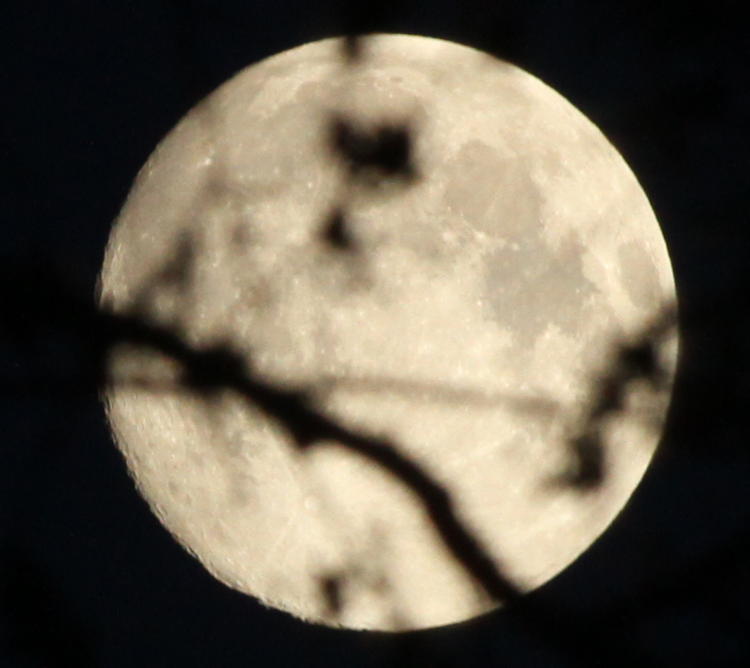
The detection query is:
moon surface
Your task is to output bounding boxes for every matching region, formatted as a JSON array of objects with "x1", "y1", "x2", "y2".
[{"x1": 99, "y1": 34, "x2": 676, "y2": 630}]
